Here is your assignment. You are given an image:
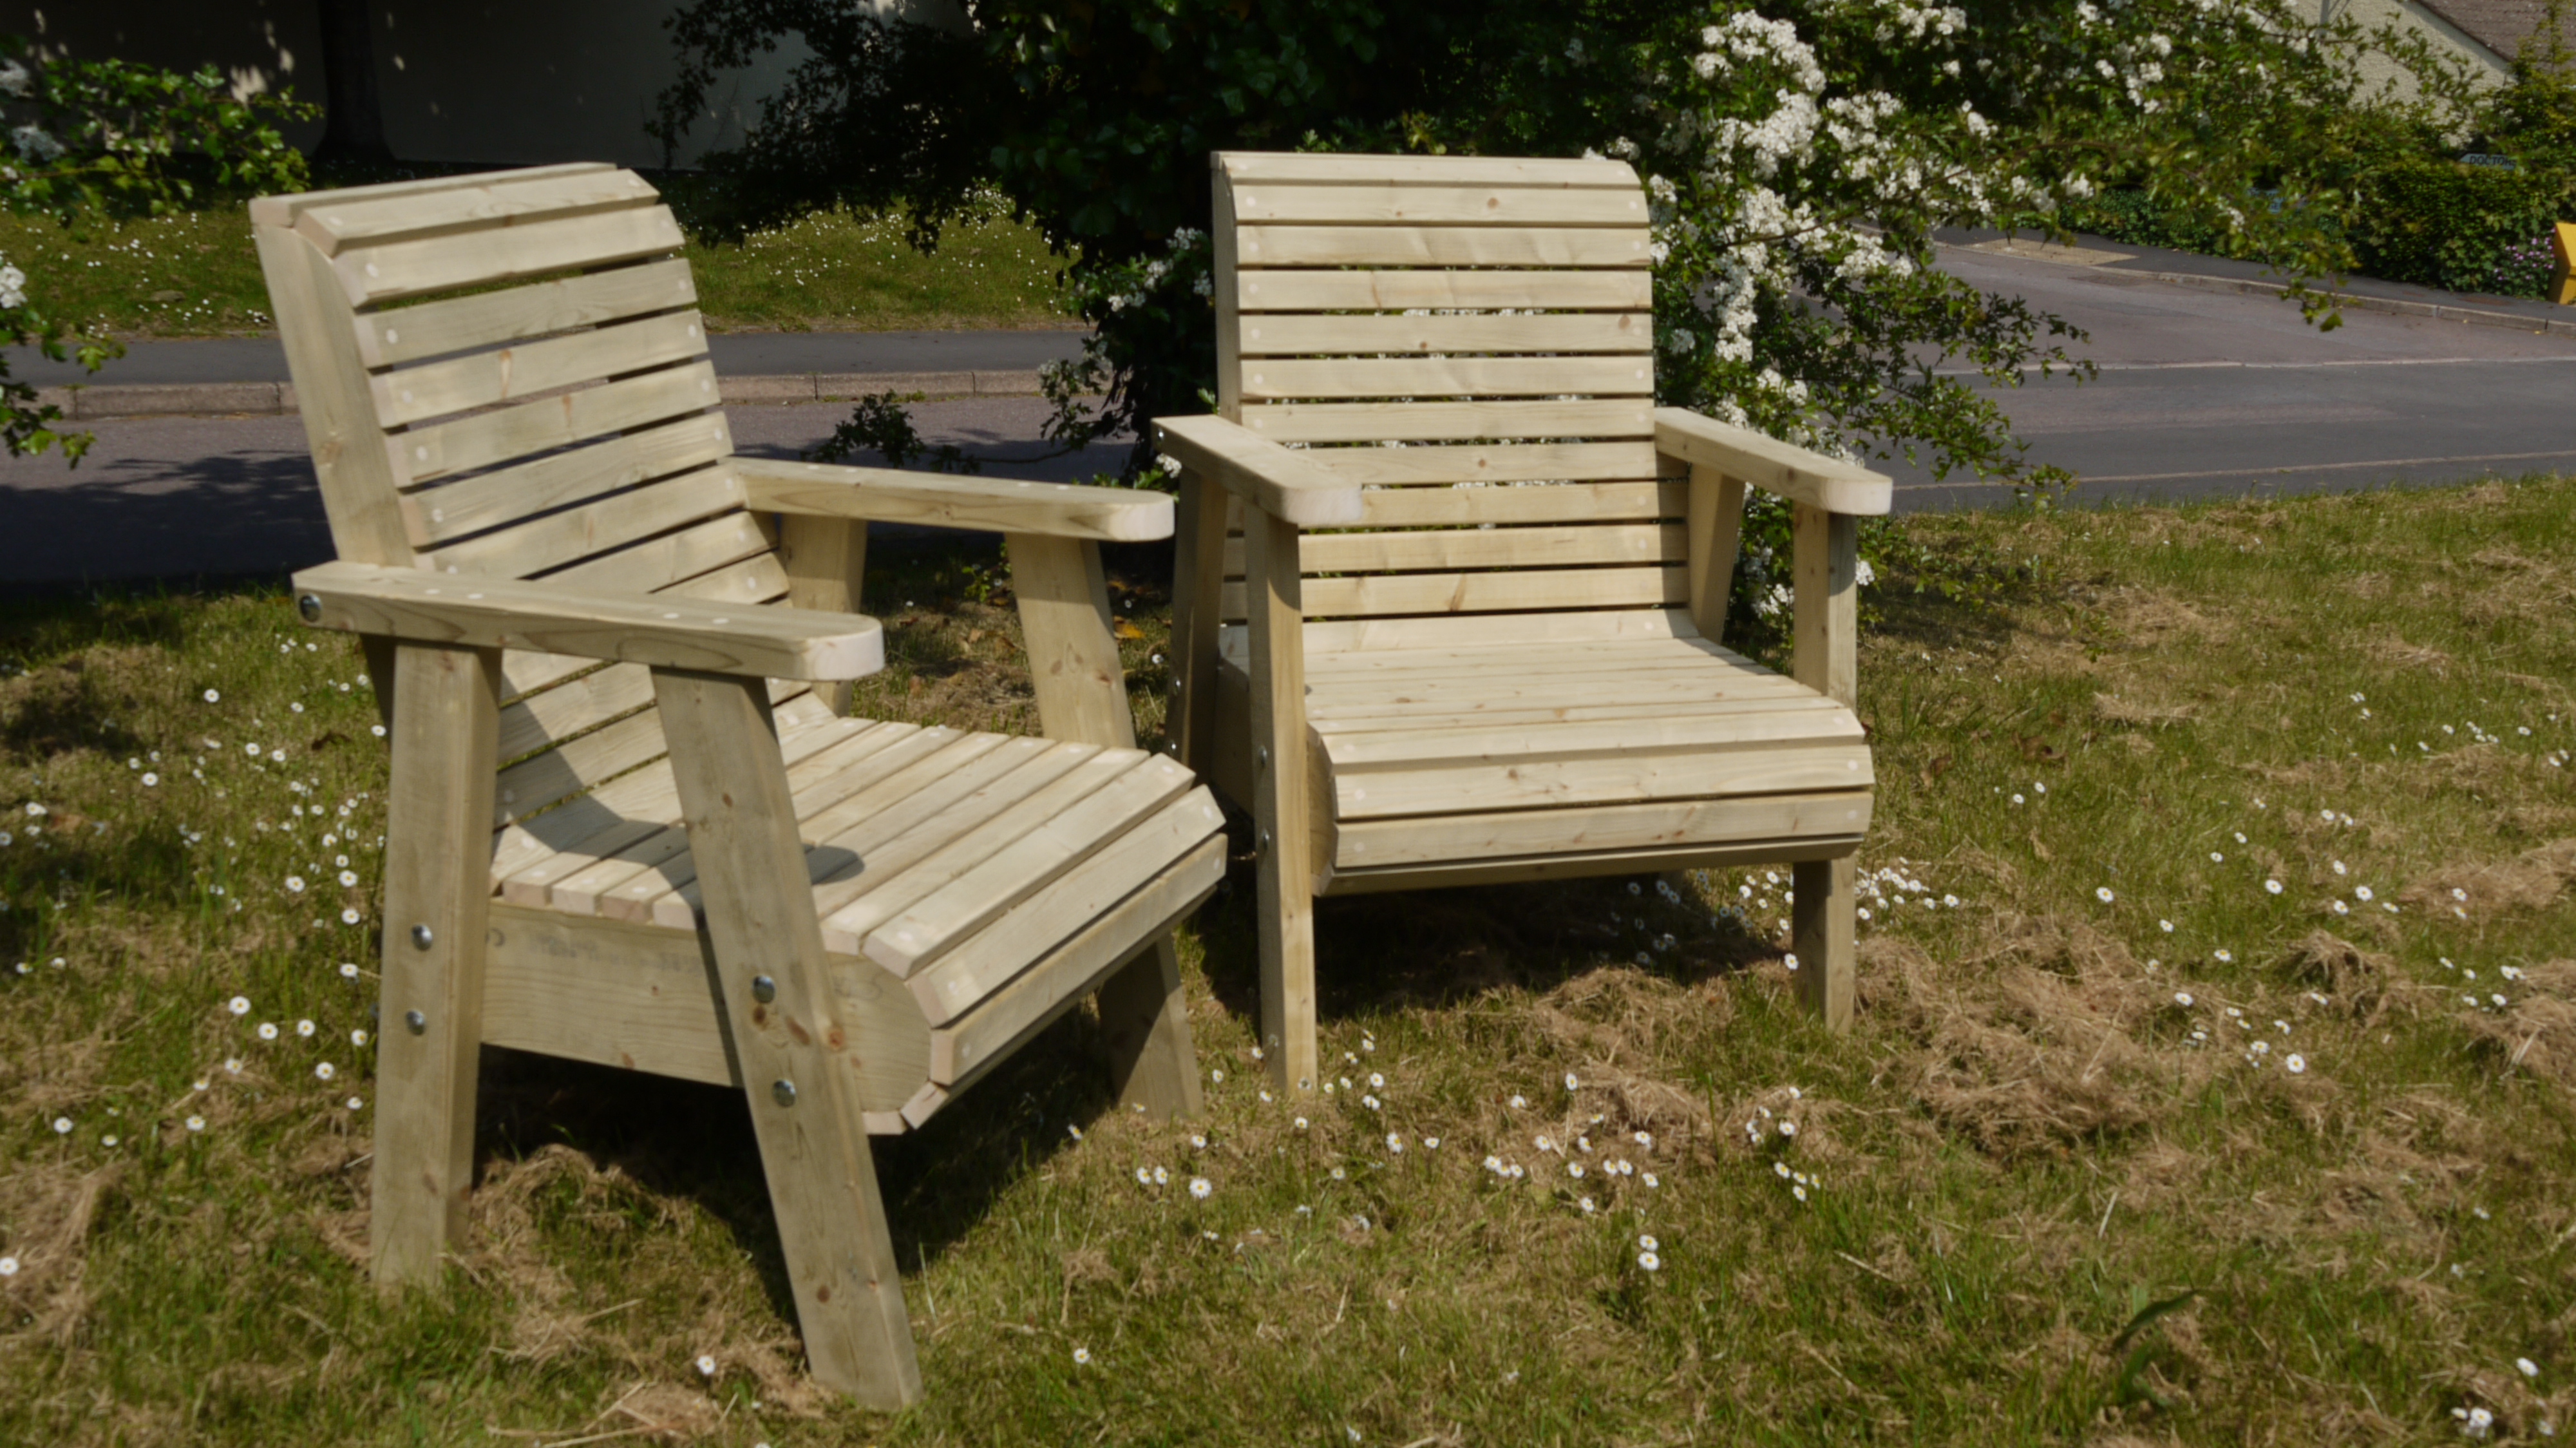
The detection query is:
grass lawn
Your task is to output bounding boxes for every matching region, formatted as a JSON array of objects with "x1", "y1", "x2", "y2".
[
  {"x1": 0, "y1": 193, "x2": 1074, "y2": 341},
  {"x1": 1, "y1": 479, "x2": 2571, "y2": 1444}
]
